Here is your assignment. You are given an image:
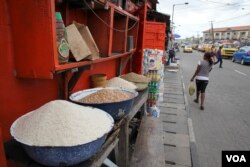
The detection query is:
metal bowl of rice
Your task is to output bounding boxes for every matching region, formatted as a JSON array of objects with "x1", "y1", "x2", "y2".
[{"x1": 69, "y1": 87, "x2": 138, "y2": 121}]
